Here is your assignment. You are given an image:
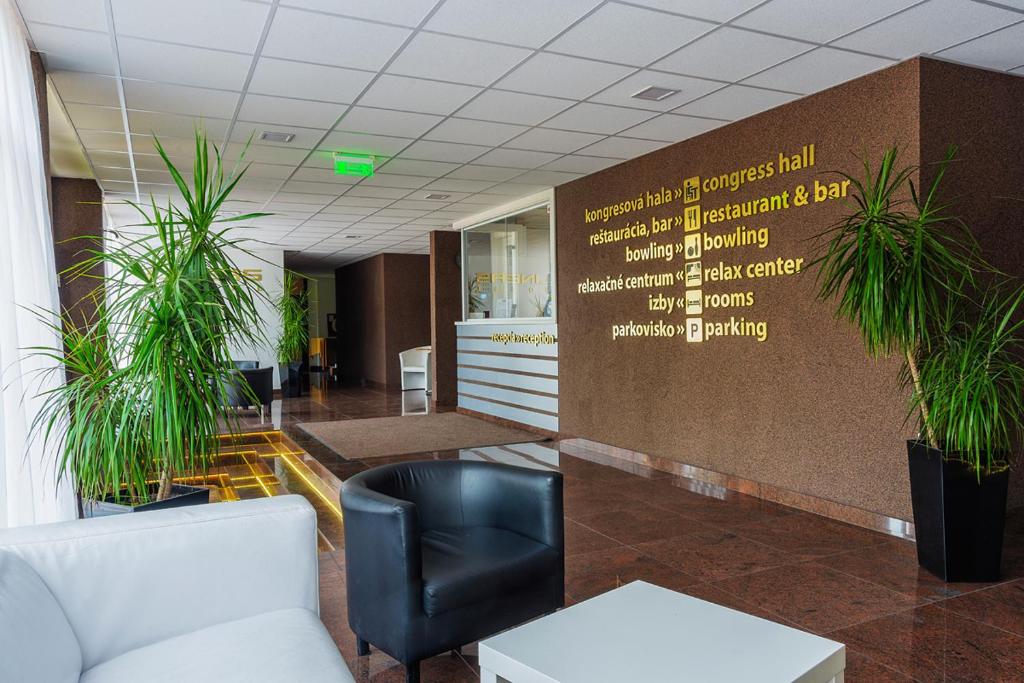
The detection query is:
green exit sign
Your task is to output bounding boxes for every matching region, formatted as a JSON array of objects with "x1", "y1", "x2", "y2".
[{"x1": 334, "y1": 152, "x2": 374, "y2": 176}]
